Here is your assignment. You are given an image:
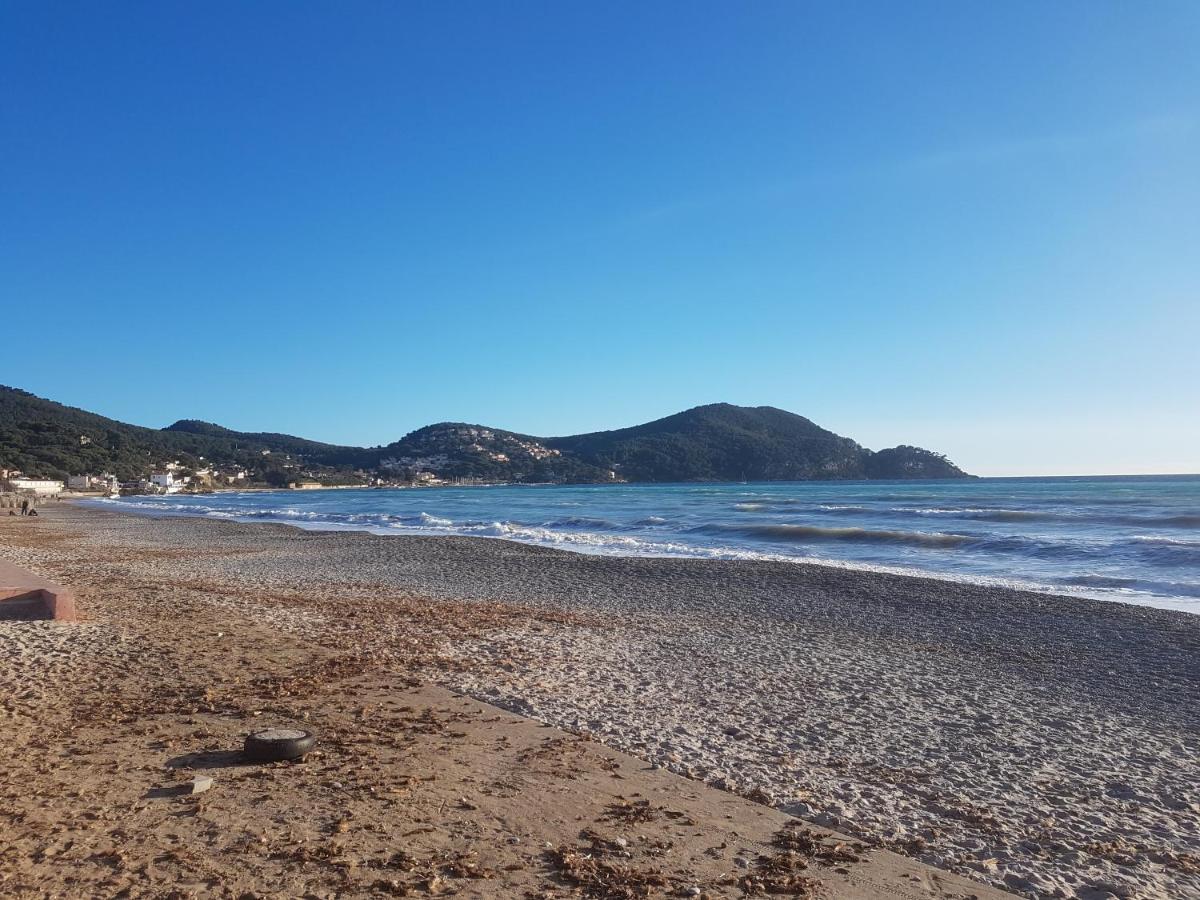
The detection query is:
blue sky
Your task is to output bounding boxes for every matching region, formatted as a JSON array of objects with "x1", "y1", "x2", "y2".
[{"x1": 2, "y1": 2, "x2": 1197, "y2": 476}]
